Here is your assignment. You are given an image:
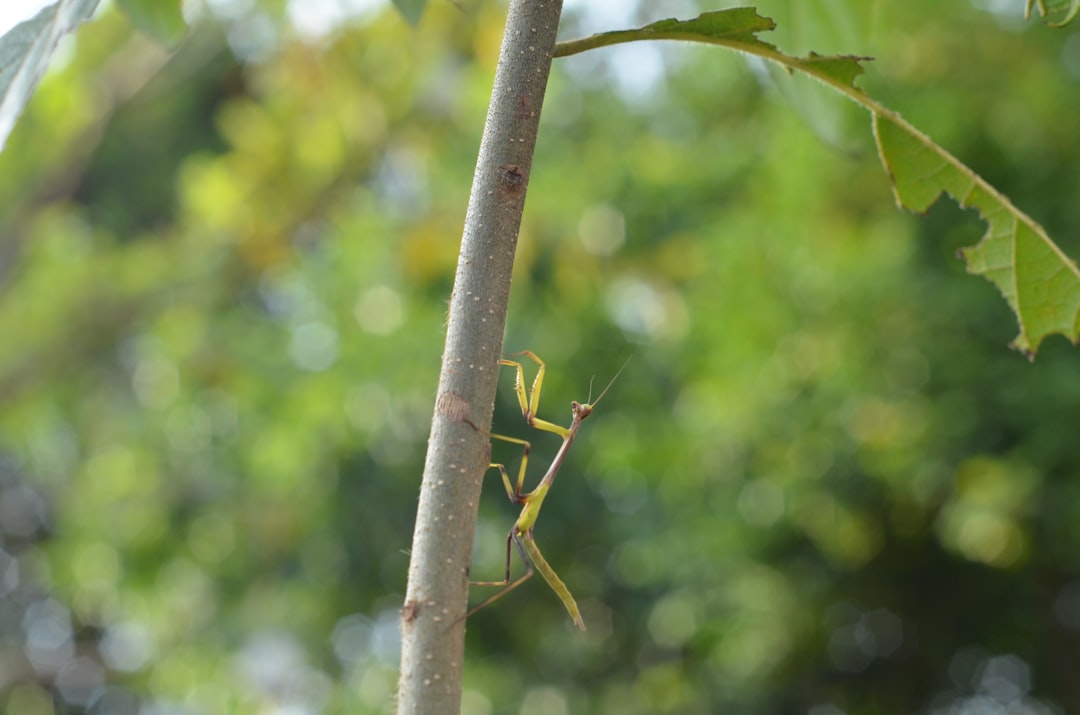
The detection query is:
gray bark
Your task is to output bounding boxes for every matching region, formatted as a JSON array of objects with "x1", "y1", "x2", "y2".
[{"x1": 395, "y1": 2, "x2": 564, "y2": 714}]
